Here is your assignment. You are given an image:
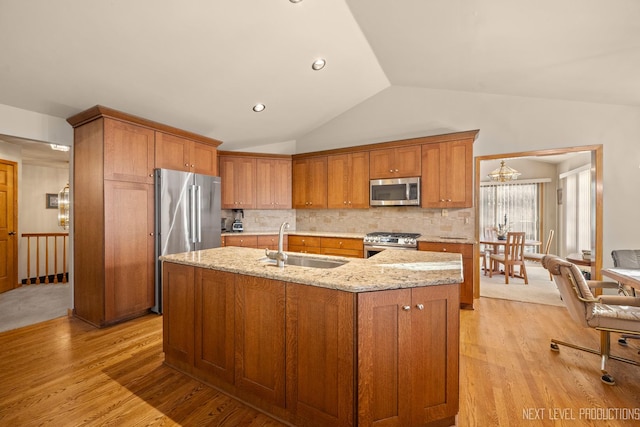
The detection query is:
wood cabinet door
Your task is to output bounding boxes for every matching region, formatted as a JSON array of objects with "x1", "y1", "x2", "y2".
[
  {"x1": 327, "y1": 154, "x2": 349, "y2": 208},
  {"x1": 348, "y1": 151, "x2": 370, "y2": 208},
  {"x1": 104, "y1": 180, "x2": 155, "y2": 323},
  {"x1": 370, "y1": 146, "x2": 421, "y2": 179},
  {"x1": 292, "y1": 157, "x2": 327, "y2": 209},
  {"x1": 358, "y1": 288, "x2": 412, "y2": 426},
  {"x1": 155, "y1": 132, "x2": 190, "y2": 171},
  {"x1": 286, "y1": 284, "x2": 355, "y2": 427},
  {"x1": 220, "y1": 156, "x2": 256, "y2": 209},
  {"x1": 409, "y1": 284, "x2": 459, "y2": 426},
  {"x1": 191, "y1": 142, "x2": 218, "y2": 176},
  {"x1": 162, "y1": 262, "x2": 195, "y2": 372},
  {"x1": 257, "y1": 234, "x2": 285, "y2": 251},
  {"x1": 195, "y1": 268, "x2": 235, "y2": 384},
  {"x1": 442, "y1": 140, "x2": 473, "y2": 208},
  {"x1": 235, "y1": 276, "x2": 286, "y2": 407},
  {"x1": 104, "y1": 118, "x2": 155, "y2": 184},
  {"x1": 256, "y1": 158, "x2": 292, "y2": 209},
  {"x1": 421, "y1": 140, "x2": 473, "y2": 208}
]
